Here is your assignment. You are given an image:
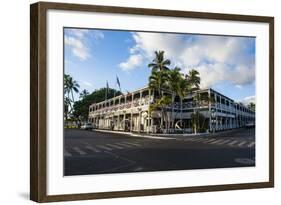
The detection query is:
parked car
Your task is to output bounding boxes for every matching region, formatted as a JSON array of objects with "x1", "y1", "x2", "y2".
[{"x1": 81, "y1": 122, "x2": 93, "y2": 130}]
